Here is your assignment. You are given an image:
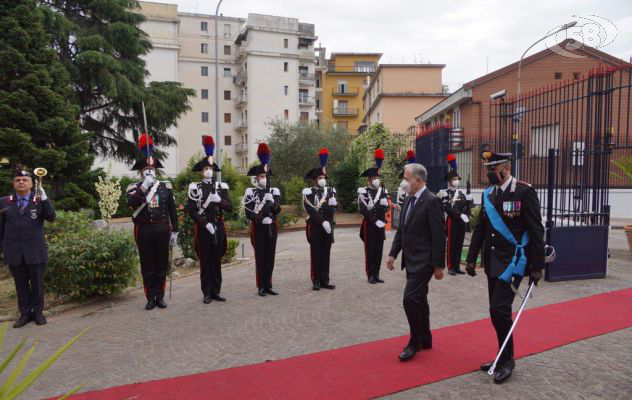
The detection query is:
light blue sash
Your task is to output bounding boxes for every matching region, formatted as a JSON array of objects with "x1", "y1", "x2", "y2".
[{"x1": 483, "y1": 187, "x2": 529, "y2": 283}]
